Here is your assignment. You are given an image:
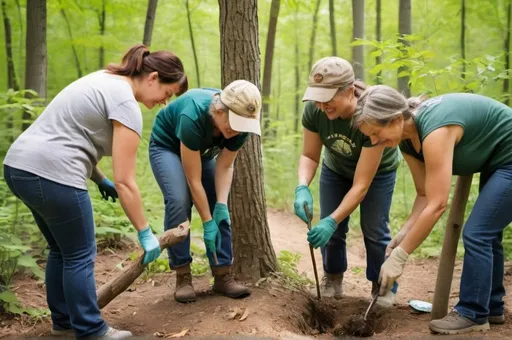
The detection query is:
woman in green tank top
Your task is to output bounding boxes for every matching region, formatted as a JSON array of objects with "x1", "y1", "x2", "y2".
[{"x1": 353, "y1": 85, "x2": 512, "y2": 335}]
